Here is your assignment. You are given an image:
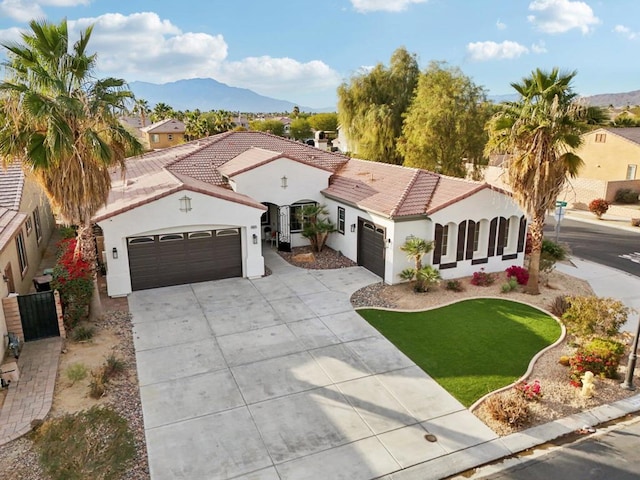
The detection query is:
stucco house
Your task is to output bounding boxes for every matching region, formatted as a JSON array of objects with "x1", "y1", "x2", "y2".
[
  {"x1": 0, "y1": 162, "x2": 56, "y2": 355},
  {"x1": 575, "y1": 127, "x2": 640, "y2": 181},
  {"x1": 141, "y1": 119, "x2": 186, "y2": 149},
  {"x1": 95, "y1": 131, "x2": 526, "y2": 297}
]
